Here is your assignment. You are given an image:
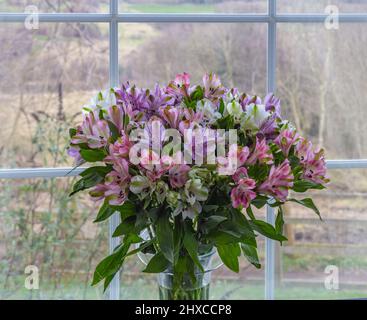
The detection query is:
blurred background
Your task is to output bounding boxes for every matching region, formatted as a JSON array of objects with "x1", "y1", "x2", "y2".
[{"x1": 0, "y1": 0, "x2": 367, "y2": 299}]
